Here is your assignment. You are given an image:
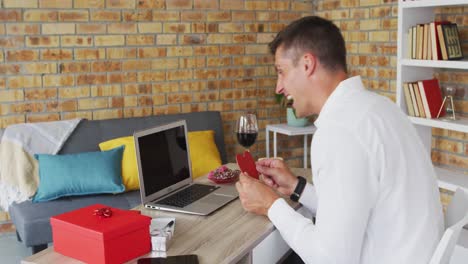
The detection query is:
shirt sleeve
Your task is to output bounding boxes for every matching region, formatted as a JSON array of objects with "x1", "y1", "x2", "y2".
[
  {"x1": 268, "y1": 127, "x2": 378, "y2": 264},
  {"x1": 298, "y1": 183, "x2": 317, "y2": 214}
]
